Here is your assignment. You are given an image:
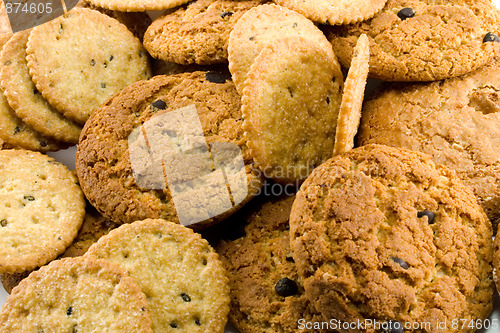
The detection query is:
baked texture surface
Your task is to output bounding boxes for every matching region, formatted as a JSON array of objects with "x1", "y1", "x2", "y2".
[
  {"x1": 325, "y1": 0, "x2": 500, "y2": 81},
  {"x1": 0, "y1": 30, "x2": 81, "y2": 143},
  {"x1": 26, "y1": 7, "x2": 151, "y2": 124},
  {"x1": 242, "y1": 36, "x2": 343, "y2": 184},
  {"x1": 217, "y1": 194, "x2": 327, "y2": 333},
  {"x1": 273, "y1": 0, "x2": 387, "y2": 25},
  {"x1": 144, "y1": 0, "x2": 267, "y2": 65},
  {"x1": 76, "y1": 72, "x2": 262, "y2": 228},
  {"x1": 85, "y1": 219, "x2": 230, "y2": 333},
  {"x1": 289, "y1": 144, "x2": 494, "y2": 333},
  {"x1": 358, "y1": 56, "x2": 500, "y2": 230},
  {"x1": 0, "y1": 150, "x2": 85, "y2": 274},
  {"x1": 228, "y1": 3, "x2": 336, "y2": 94},
  {"x1": 0, "y1": 257, "x2": 153, "y2": 332}
]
